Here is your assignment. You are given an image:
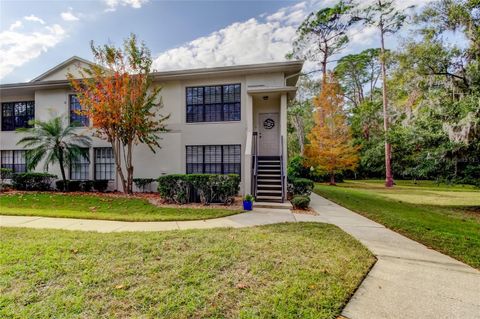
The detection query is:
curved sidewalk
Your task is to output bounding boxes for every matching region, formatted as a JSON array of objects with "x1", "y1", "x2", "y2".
[{"x1": 0, "y1": 208, "x2": 319, "y2": 232}]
